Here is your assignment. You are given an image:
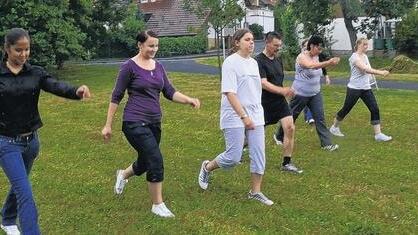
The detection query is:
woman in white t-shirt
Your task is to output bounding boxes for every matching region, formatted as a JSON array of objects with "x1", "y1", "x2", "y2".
[
  {"x1": 329, "y1": 38, "x2": 391, "y2": 142},
  {"x1": 197, "y1": 29, "x2": 273, "y2": 206}
]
